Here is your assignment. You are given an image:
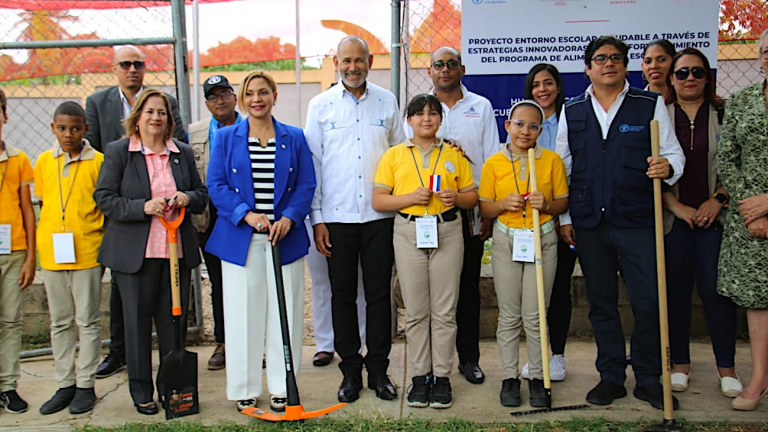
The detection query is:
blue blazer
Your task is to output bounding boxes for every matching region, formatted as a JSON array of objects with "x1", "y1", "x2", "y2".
[{"x1": 205, "y1": 117, "x2": 316, "y2": 266}]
